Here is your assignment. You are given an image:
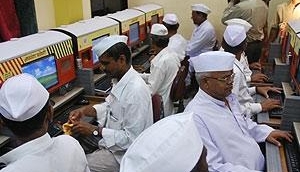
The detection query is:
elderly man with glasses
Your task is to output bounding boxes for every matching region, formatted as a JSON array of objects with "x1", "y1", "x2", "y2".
[{"x1": 185, "y1": 51, "x2": 293, "y2": 172}]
